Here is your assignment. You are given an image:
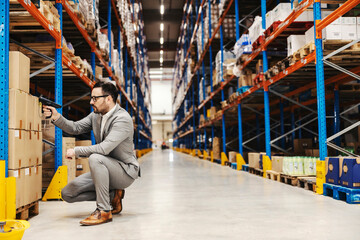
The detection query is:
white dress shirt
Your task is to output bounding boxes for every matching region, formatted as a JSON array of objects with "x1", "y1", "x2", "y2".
[{"x1": 100, "y1": 105, "x2": 117, "y2": 140}]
